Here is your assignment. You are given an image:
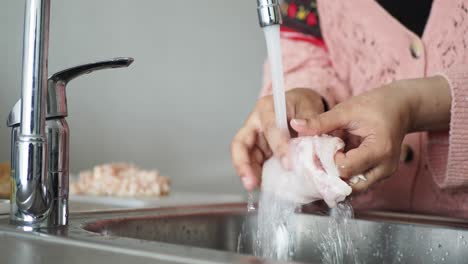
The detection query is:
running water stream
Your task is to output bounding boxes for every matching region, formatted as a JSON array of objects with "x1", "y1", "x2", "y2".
[
  {"x1": 254, "y1": 24, "x2": 297, "y2": 261},
  {"x1": 262, "y1": 25, "x2": 289, "y2": 132}
]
